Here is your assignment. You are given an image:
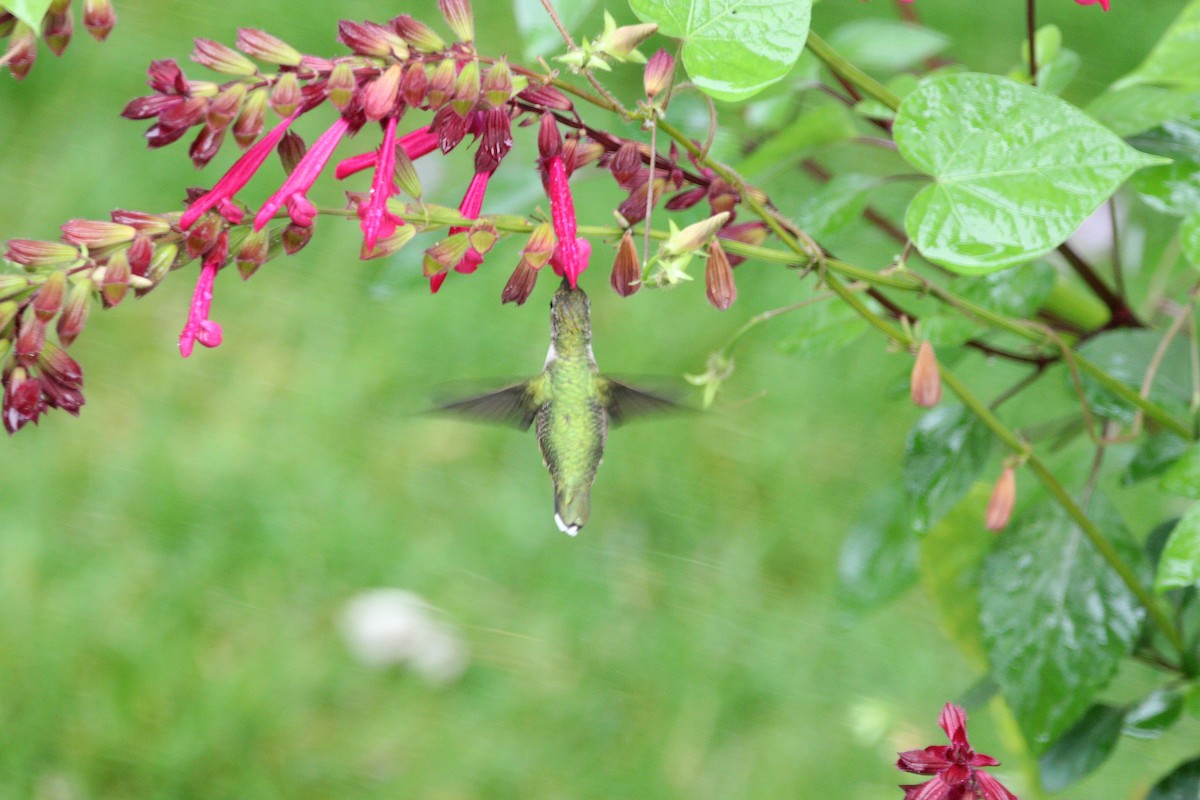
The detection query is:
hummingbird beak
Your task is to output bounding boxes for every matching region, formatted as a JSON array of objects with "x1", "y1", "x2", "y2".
[{"x1": 554, "y1": 513, "x2": 580, "y2": 537}]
